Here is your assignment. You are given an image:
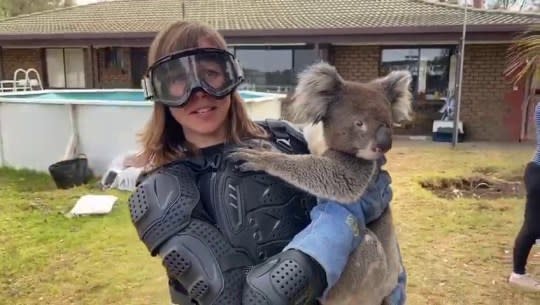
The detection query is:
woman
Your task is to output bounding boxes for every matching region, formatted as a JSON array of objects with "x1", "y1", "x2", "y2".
[
  {"x1": 128, "y1": 20, "x2": 406, "y2": 304},
  {"x1": 509, "y1": 102, "x2": 540, "y2": 292}
]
